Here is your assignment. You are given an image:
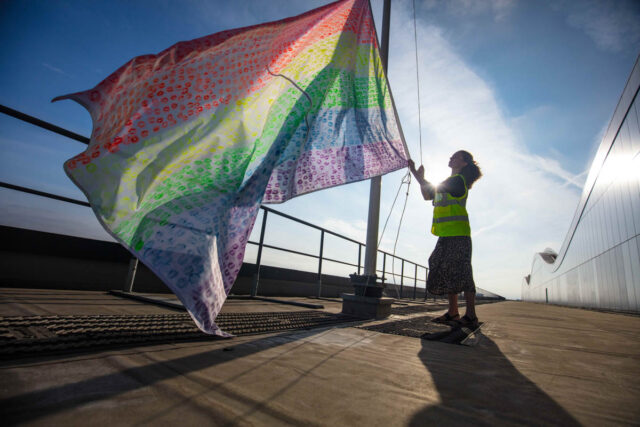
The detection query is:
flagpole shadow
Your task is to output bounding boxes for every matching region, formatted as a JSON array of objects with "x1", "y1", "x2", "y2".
[{"x1": 0, "y1": 327, "x2": 333, "y2": 425}]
